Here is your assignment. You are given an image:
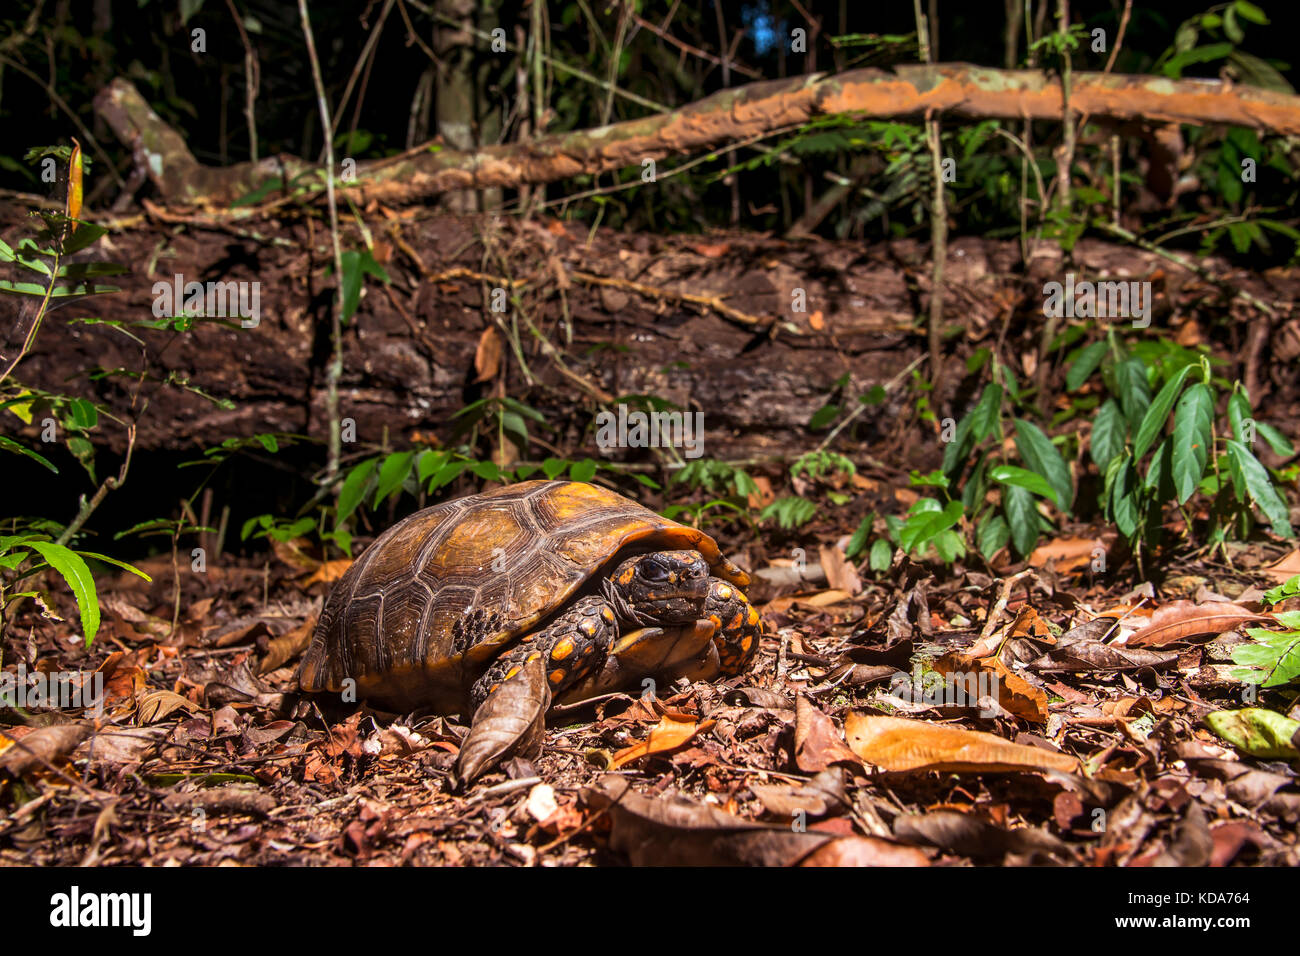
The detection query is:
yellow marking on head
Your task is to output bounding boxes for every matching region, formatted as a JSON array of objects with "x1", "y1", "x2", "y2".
[
  {"x1": 667, "y1": 571, "x2": 677, "y2": 583},
  {"x1": 489, "y1": 683, "x2": 500, "y2": 694},
  {"x1": 716, "y1": 585, "x2": 733, "y2": 600},
  {"x1": 728, "y1": 612, "x2": 744, "y2": 630},
  {"x1": 504, "y1": 666, "x2": 521, "y2": 680},
  {"x1": 580, "y1": 620, "x2": 597, "y2": 637},
  {"x1": 708, "y1": 614, "x2": 723, "y2": 628},
  {"x1": 551, "y1": 638, "x2": 574, "y2": 660},
  {"x1": 549, "y1": 668, "x2": 566, "y2": 684},
  {"x1": 741, "y1": 635, "x2": 753, "y2": 652},
  {"x1": 747, "y1": 607, "x2": 760, "y2": 627},
  {"x1": 619, "y1": 569, "x2": 635, "y2": 585},
  {"x1": 527, "y1": 651, "x2": 541, "y2": 662},
  {"x1": 601, "y1": 607, "x2": 615, "y2": 623}
]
